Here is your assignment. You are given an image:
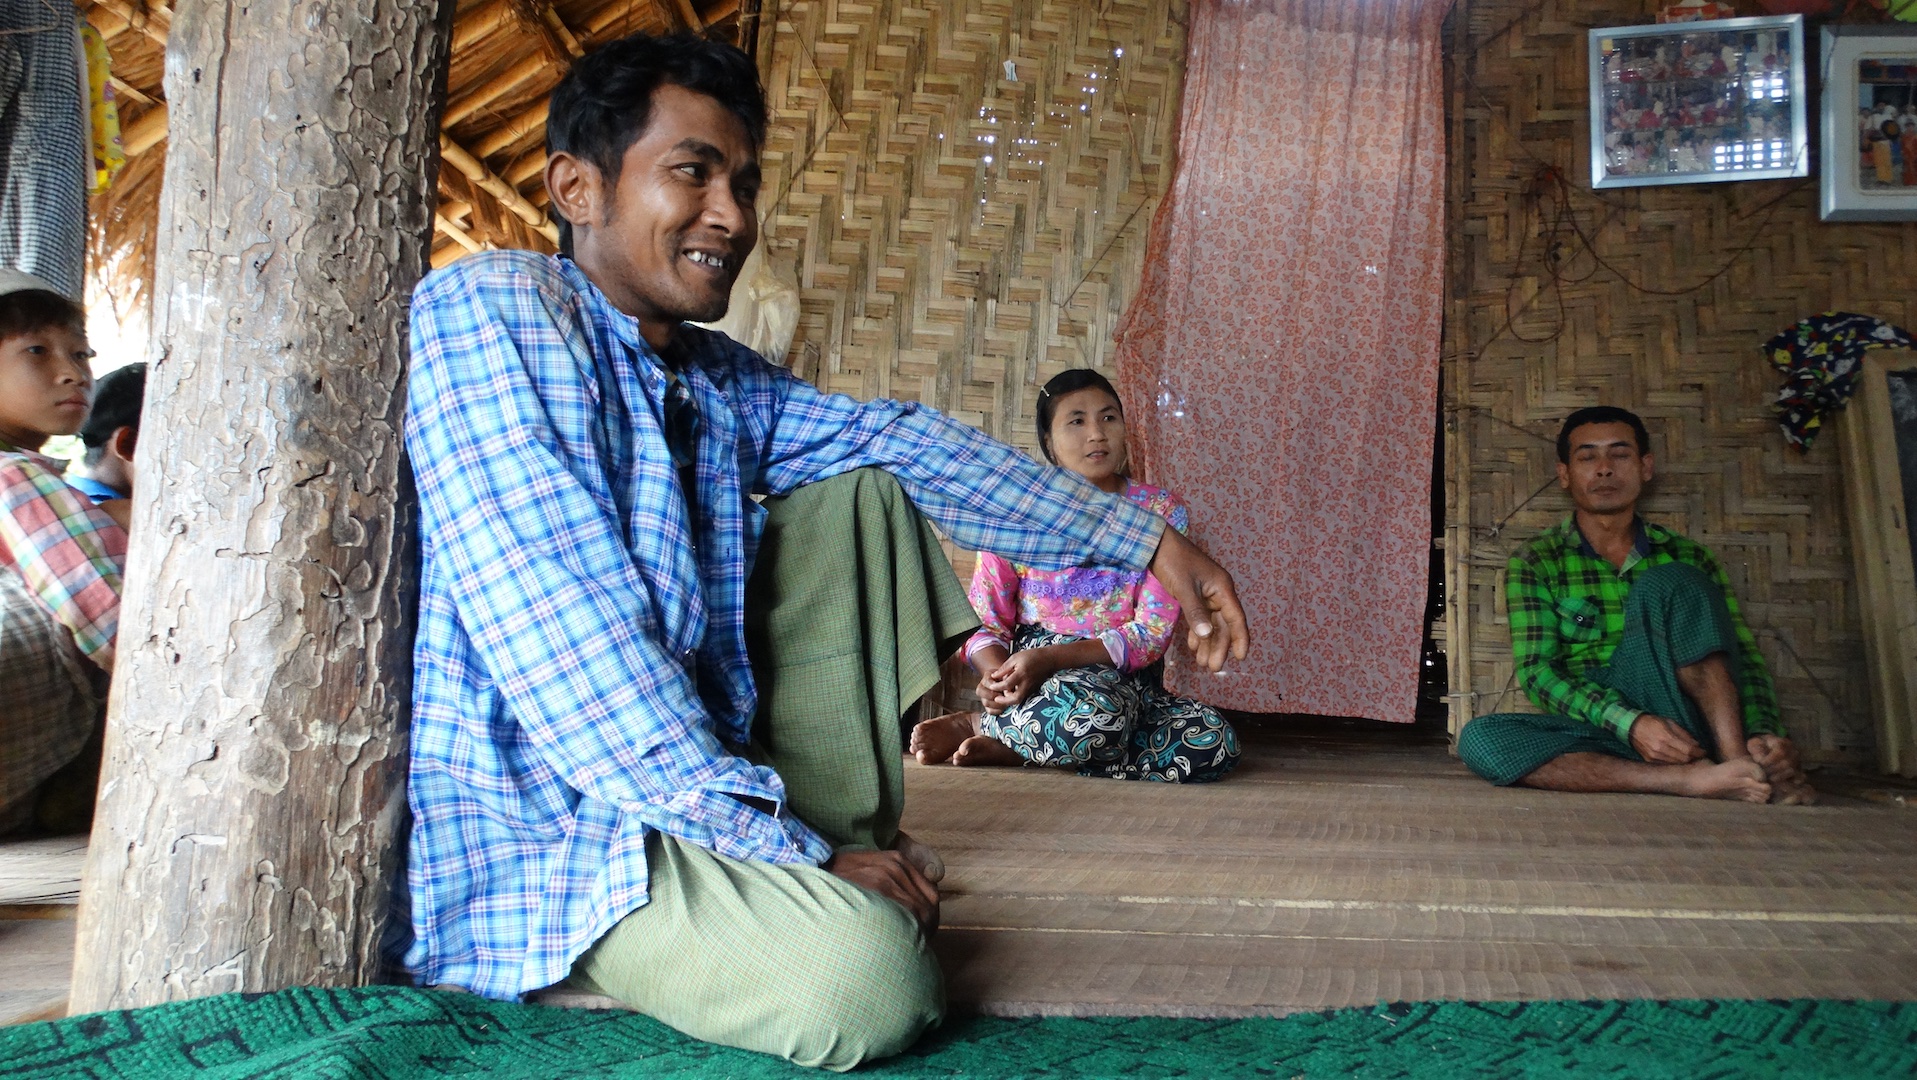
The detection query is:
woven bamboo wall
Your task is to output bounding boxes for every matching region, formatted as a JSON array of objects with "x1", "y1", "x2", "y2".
[
  {"x1": 754, "y1": 0, "x2": 1187, "y2": 468},
  {"x1": 1444, "y1": 0, "x2": 1917, "y2": 764}
]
